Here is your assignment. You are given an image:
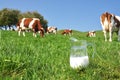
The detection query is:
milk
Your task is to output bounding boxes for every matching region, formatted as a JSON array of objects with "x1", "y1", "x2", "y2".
[{"x1": 70, "y1": 56, "x2": 89, "y2": 68}]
